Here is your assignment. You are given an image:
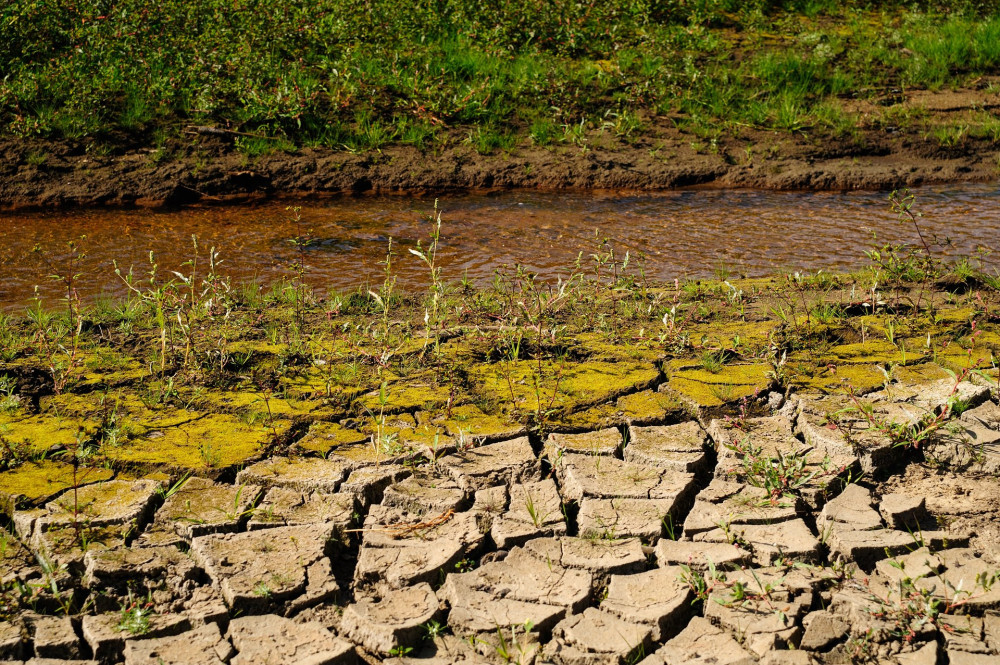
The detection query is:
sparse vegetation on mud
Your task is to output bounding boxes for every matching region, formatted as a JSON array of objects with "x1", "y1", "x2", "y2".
[
  {"x1": 0, "y1": 194, "x2": 997, "y2": 485},
  {"x1": 0, "y1": 195, "x2": 999, "y2": 663}
]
